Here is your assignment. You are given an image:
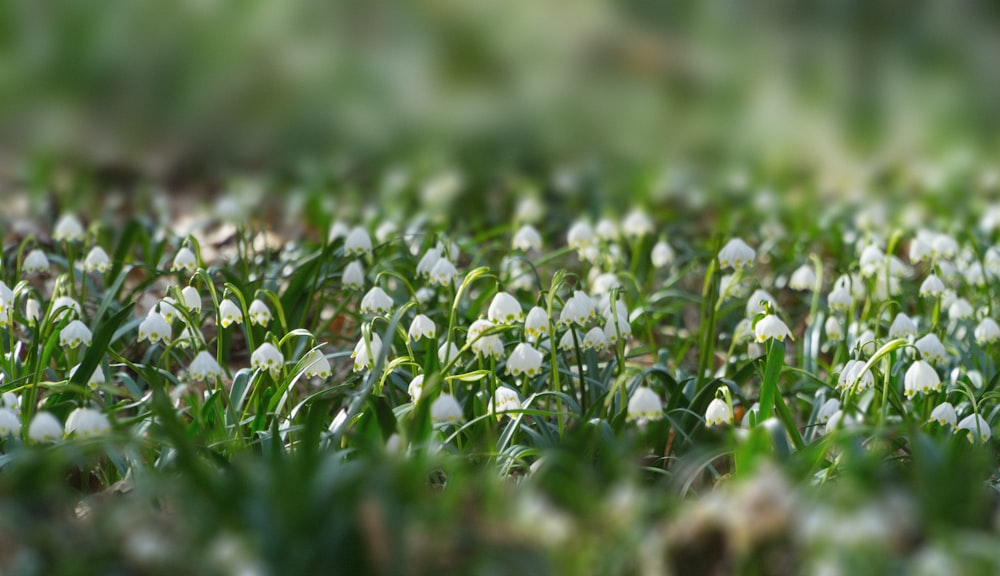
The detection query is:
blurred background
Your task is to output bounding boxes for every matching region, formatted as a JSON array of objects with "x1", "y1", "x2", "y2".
[{"x1": 1, "y1": 0, "x2": 999, "y2": 222}]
